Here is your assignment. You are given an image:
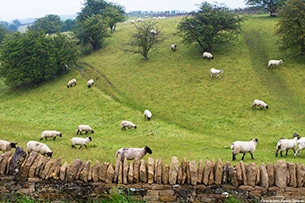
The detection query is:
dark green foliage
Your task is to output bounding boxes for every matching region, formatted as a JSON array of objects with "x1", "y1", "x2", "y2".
[
  {"x1": 0, "y1": 30, "x2": 79, "y2": 88},
  {"x1": 177, "y1": 1, "x2": 244, "y2": 52},
  {"x1": 62, "y1": 19, "x2": 76, "y2": 32},
  {"x1": 28, "y1": 14, "x2": 64, "y2": 34},
  {"x1": 0, "y1": 24, "x2": 9, "y2": 43},
  {"x1": 128, "y1": 20, "x2": 164, "y2": 60},
  {"x1": 245, "y1": 0, "x2": 286, "y2": 16},
  {"x1": 276, "y1": 0, "x2": 305, "y2": 55}
]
